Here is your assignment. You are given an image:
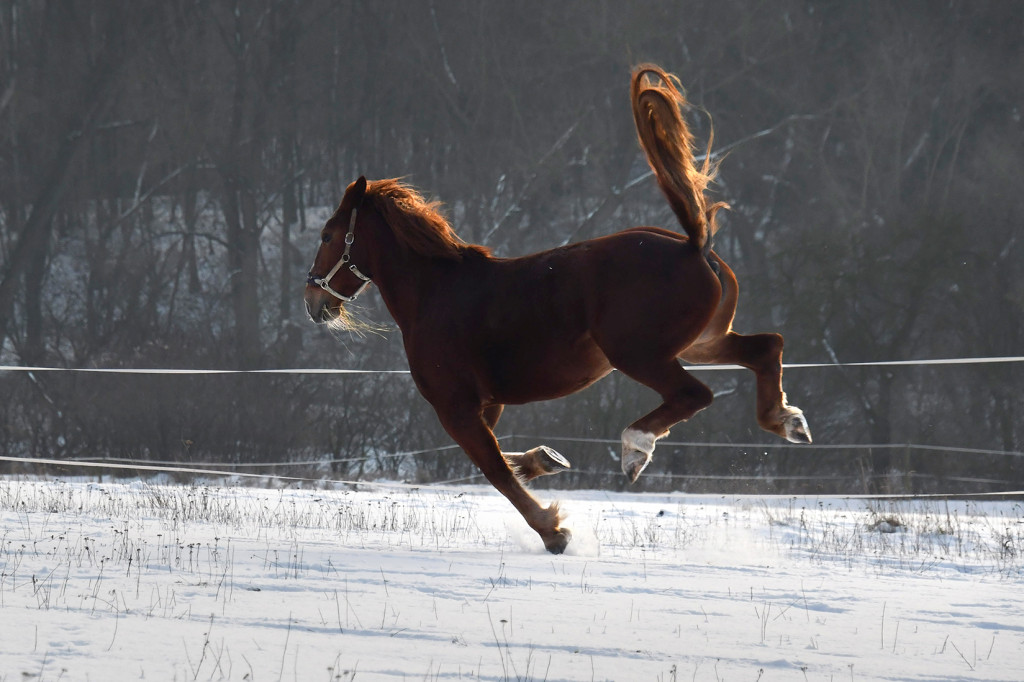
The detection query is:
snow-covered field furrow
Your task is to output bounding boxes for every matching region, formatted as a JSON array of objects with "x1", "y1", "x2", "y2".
[{"x1": 1, "y1": 479, "x2": 1021, "y2": 681}]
